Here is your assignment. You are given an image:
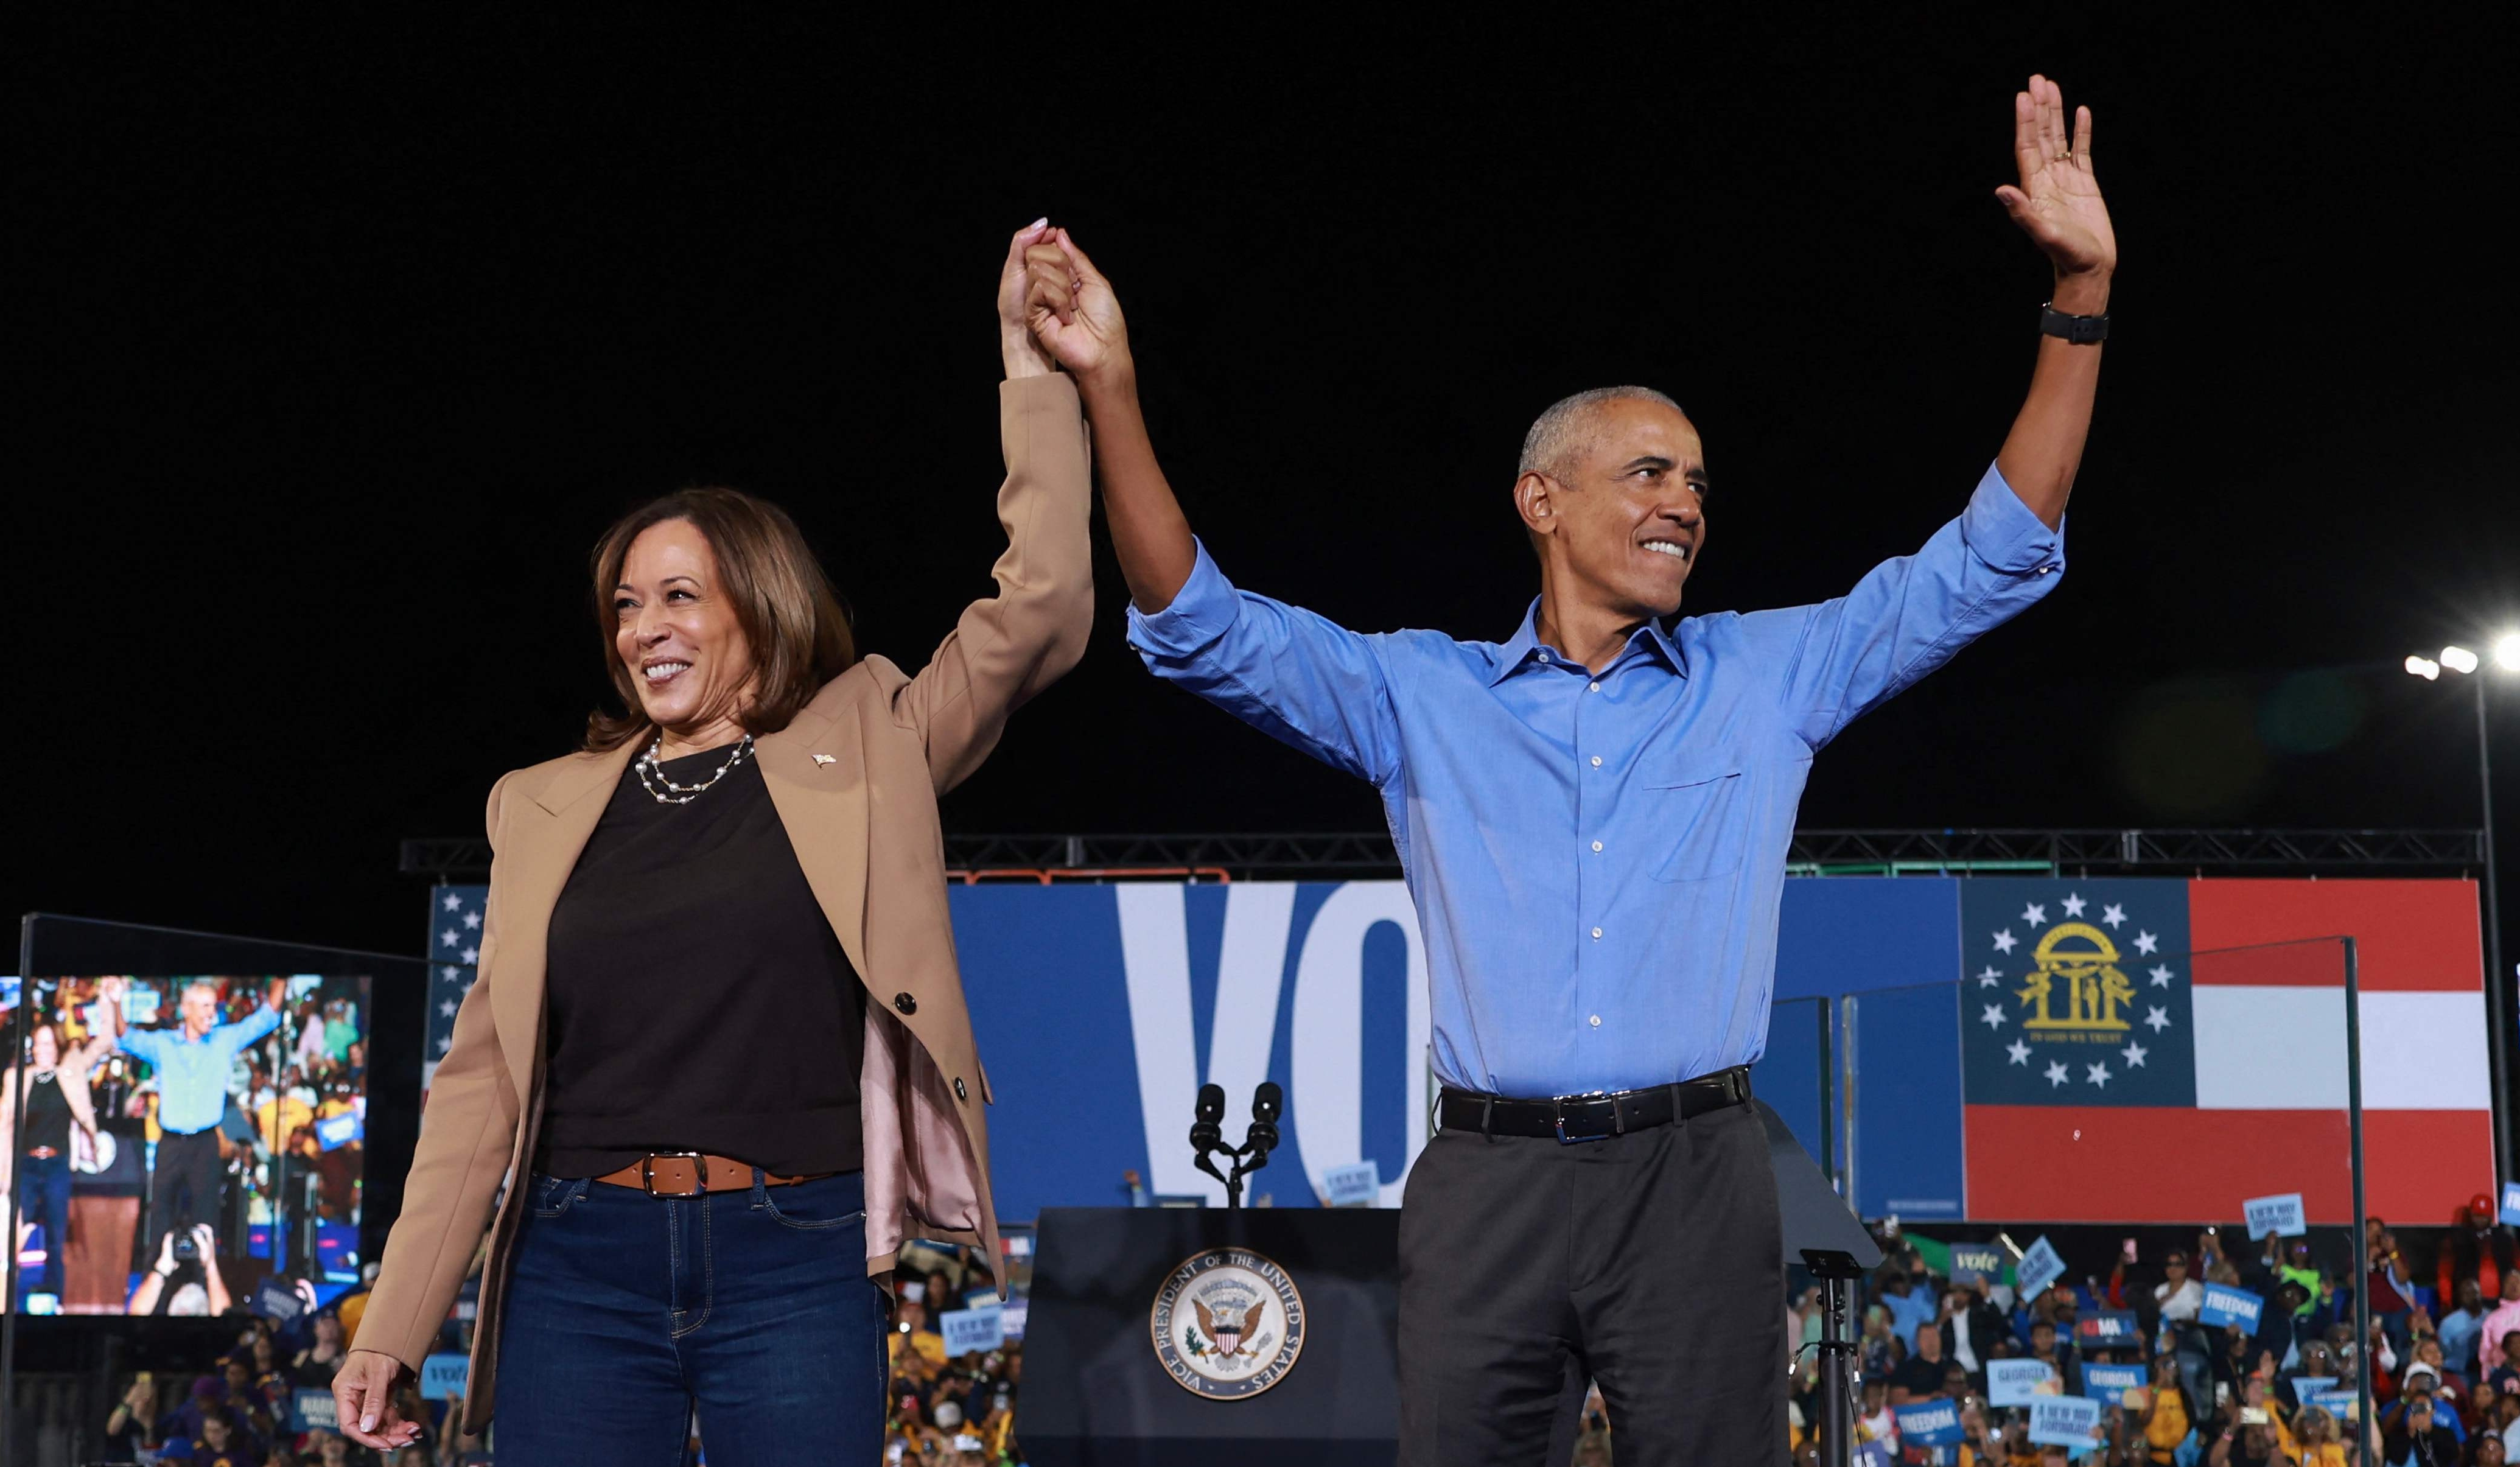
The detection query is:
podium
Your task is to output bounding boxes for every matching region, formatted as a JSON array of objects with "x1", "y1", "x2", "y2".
[
  {"x1": 1018, "y1": 1101, "x2": 1872, "y2": 1466},
  {"x1": 1020, "y1": 1206, "x2": 1401, "y2": 1467}
]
